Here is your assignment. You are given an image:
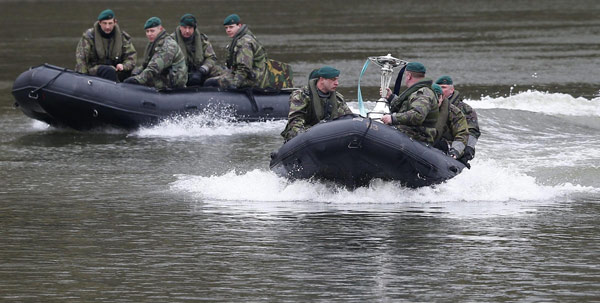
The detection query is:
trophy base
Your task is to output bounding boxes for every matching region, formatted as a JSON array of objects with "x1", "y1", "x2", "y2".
[{"x1": 367, "y1": 98, "x2": 390, "y2": 122}]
